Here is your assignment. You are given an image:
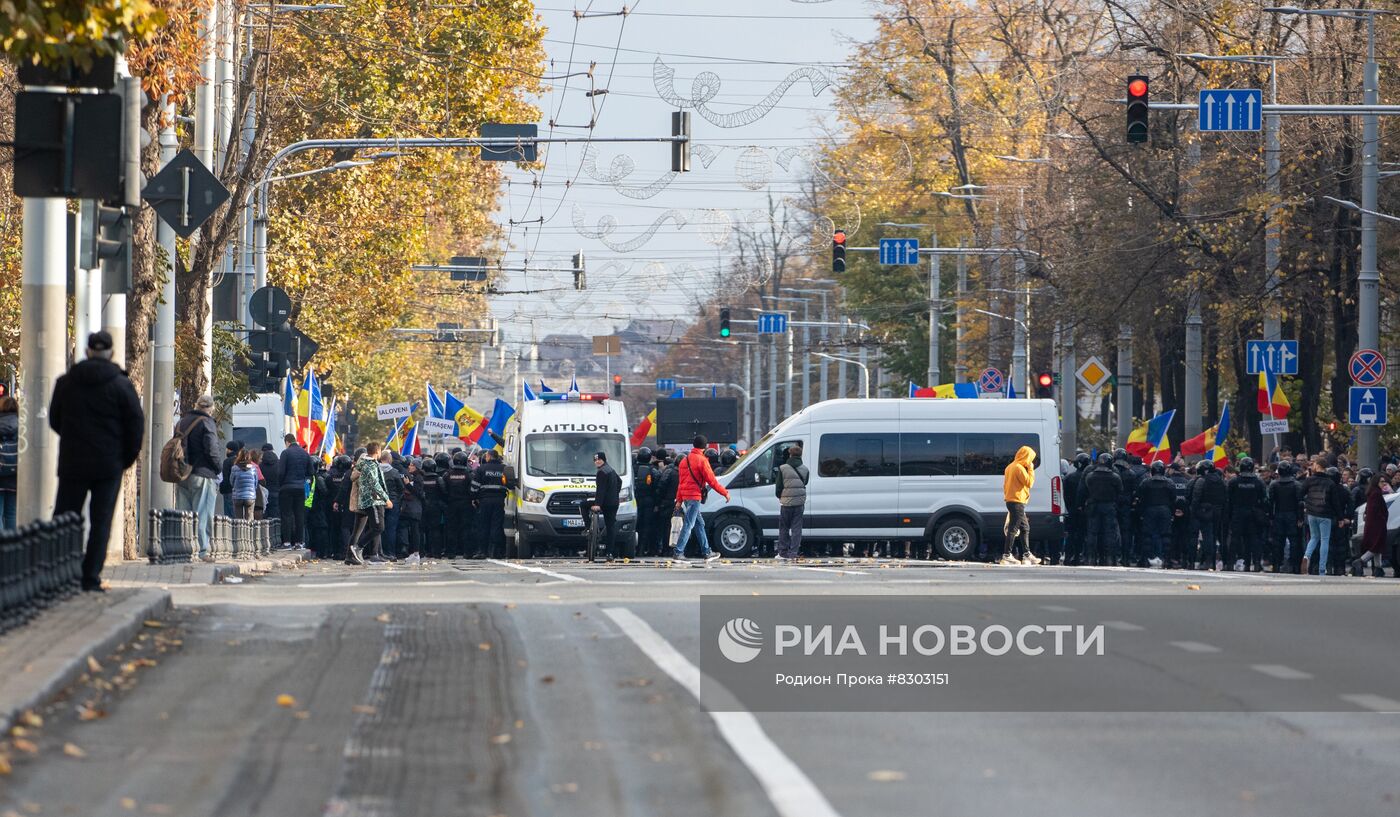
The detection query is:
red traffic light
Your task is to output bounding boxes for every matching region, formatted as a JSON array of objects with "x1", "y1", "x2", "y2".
[
  {"x1": 613, "y1": 375, "x2": 622, "y2": 384},
  {"x1": 833, "y1": 230, "x2": 846, "y2": 246},
  {"x1": 1037, "y1": 372, "x2": 1054, "y2": 388},
  {"x1": 1128, "y1": 78, "x2": 1148, "y2": 98}
]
